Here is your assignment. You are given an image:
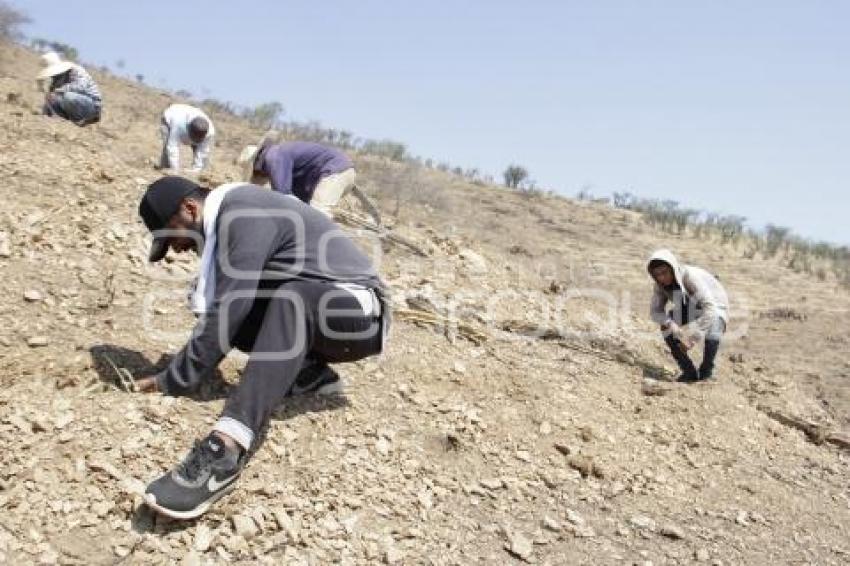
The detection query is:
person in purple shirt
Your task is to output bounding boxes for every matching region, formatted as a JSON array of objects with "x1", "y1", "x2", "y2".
[{"x1": 239, "y1": 139, "x2": 356, "y2": 217}]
